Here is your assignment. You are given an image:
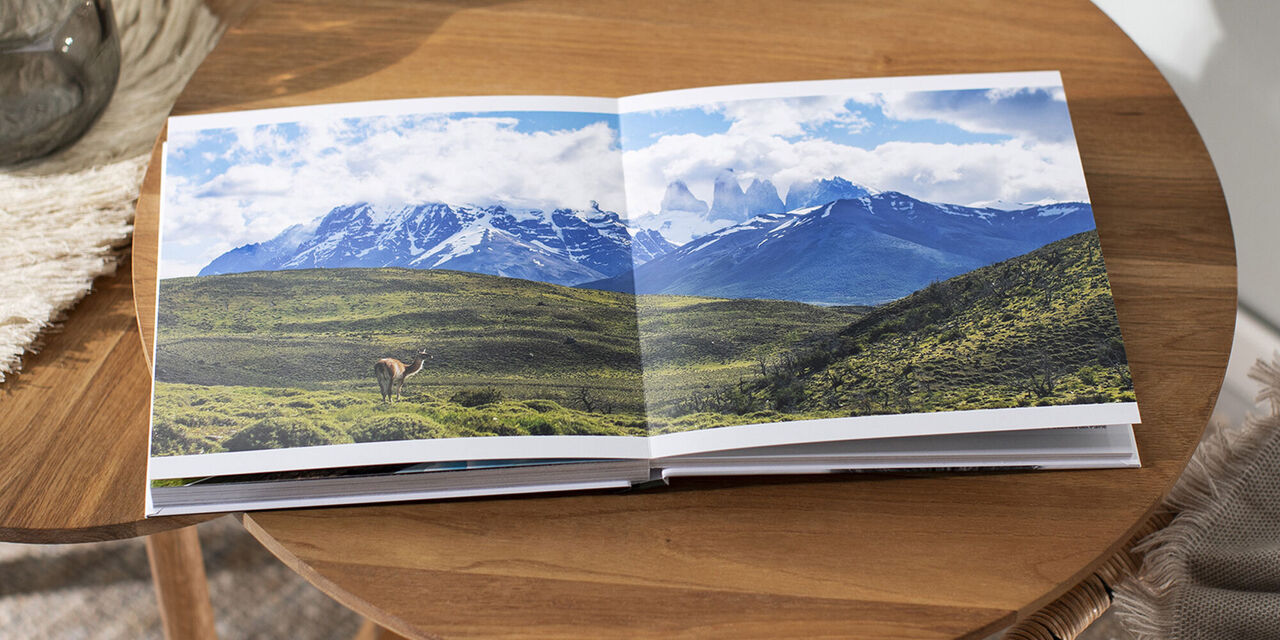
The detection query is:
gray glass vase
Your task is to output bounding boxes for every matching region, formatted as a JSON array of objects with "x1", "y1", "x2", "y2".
[{"x1": 0, "y1": 0, "x2": 120, "y2": 166}]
